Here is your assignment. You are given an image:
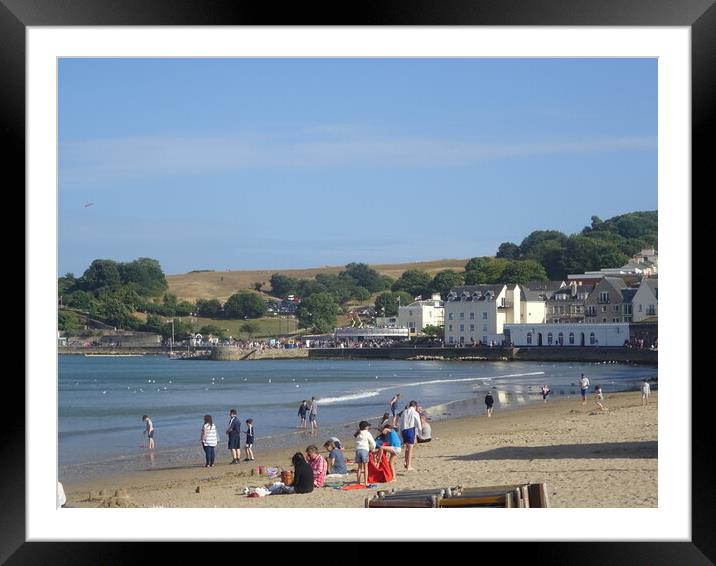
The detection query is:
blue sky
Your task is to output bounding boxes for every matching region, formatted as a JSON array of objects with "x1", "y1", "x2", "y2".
[{"x1": 59, "y1": 58, "x2": 657, "y2": 276}]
